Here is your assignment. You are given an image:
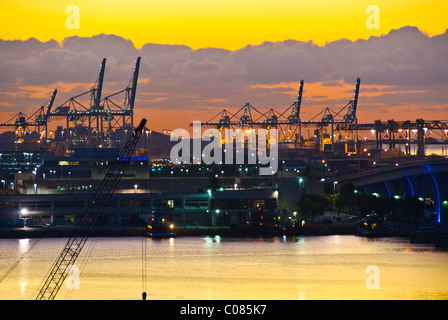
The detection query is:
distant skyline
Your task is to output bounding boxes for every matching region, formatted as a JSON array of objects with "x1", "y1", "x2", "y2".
[{"x1": 0, "y1": 1, "x2": 447, "y2": 133}]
